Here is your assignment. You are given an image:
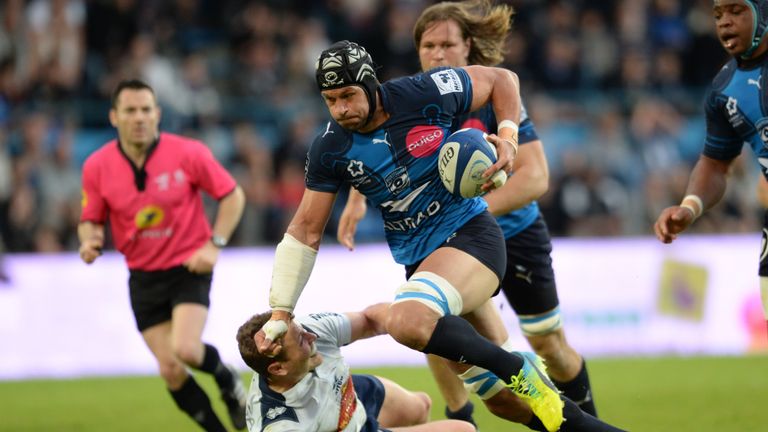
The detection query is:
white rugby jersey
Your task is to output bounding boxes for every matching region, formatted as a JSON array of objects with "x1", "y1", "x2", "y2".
[{"x1": 246, "y1": 313, "x2": 367, "y2": 432}]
